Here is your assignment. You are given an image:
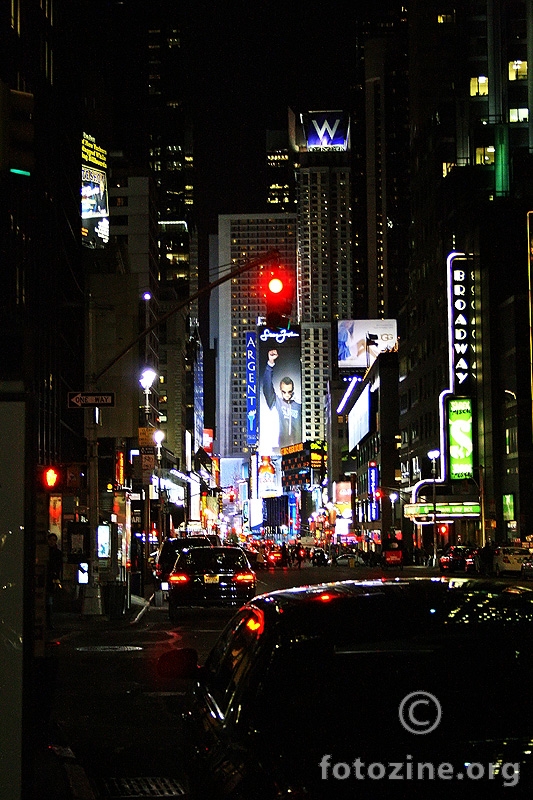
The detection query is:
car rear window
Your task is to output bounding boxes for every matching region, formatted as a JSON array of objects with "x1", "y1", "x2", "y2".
[{"x1": 177, "y1": 548, "x2": 249, "y2": 572}]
